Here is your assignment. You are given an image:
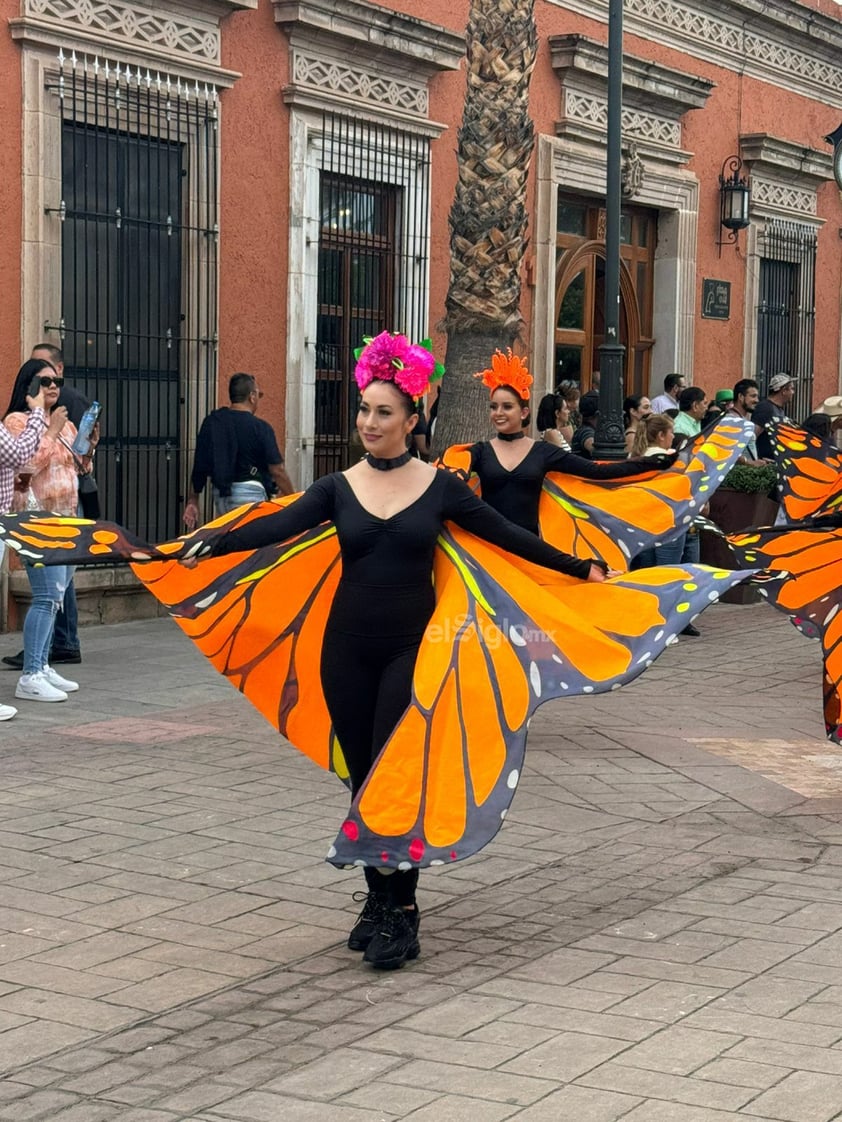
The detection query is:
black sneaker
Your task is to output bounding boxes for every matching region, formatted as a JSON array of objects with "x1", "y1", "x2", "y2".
[
  {"x1": 2, "y1": 650, "x2": 23, "y2": 670},
  {"x1": 363, "y1": 905, "x2": 420, "y2": 970},
  {"x1": 347, "y1": 890, "x2": 390, "y2": 951},
  {"x1": 50, "y1": 648, "x2": 82, "y2": 664}
]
